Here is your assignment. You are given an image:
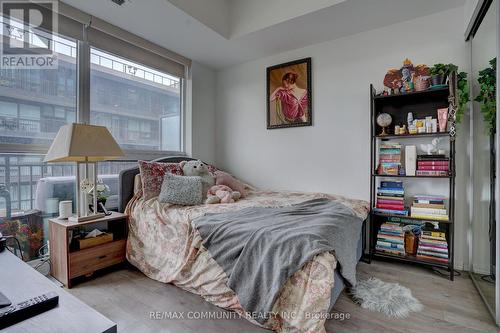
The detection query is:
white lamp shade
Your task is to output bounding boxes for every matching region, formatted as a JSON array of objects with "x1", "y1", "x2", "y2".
[{"x1": 44, "y1": 123, "x2": 124, "y2": 162}]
